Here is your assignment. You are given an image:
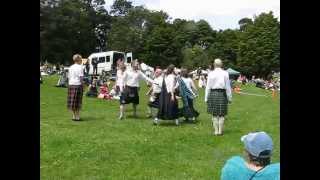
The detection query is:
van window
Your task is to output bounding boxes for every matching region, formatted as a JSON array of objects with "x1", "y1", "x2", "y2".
[
  {"x1": 98, "y1": 57, "x2": 105, "y2": 63},
  {"x1": 127, "y1": 57, "x2": 132, "y2": 64},
  {"x1": 106, "y1": 56, "x2": 110, "y2": 62}
]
